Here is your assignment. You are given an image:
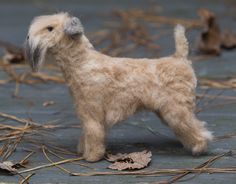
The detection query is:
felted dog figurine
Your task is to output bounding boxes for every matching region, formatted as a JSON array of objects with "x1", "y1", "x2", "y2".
[{"x1": 25, "y1": 12, "x2": 213, "y2": 162}]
